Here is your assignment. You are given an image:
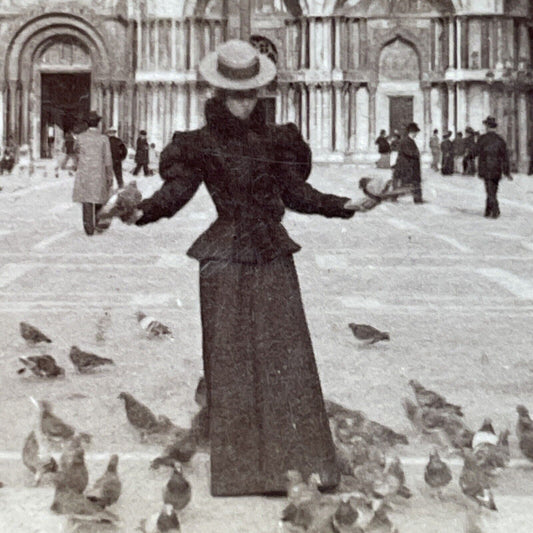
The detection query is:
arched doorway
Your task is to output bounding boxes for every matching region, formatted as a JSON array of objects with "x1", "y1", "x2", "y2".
[{"x1": 4, "y1": 13, "x2": 112, "y2": 158}]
